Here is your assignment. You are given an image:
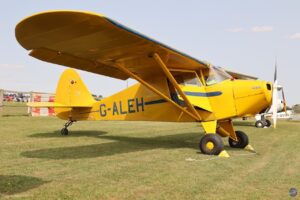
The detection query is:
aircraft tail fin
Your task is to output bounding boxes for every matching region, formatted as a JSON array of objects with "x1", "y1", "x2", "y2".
[
  {"x1": 54, "y1": 68, "x2": 96, "y2": 108},
  {"x1": 27, "y1": 69, "x2": 95, "y2": 120},
  {"x1": 27, "y1": 69, "x2": 95, "y2": 108}
]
